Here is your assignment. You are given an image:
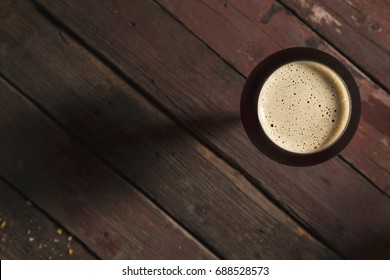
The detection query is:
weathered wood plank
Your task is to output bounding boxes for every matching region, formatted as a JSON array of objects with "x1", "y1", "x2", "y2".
[
  {"x1": 0, "y1": 178, "x2": 96, "y2": 259},
  {"x1": 32, "y1": 0, "x2": 390, "y2": 258},
  {"x1": 0, "y1": 78, "x2": 214, "y2": 260},
  {"x1": 0, "y1": 0, "x2": 335, "y2": 259},
  {"x1": 157, "y1": 0, "x2": 390, "y2": 195},
  {"x1": 279, "y1": 0, "x2": 390, "y2": 91}
]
